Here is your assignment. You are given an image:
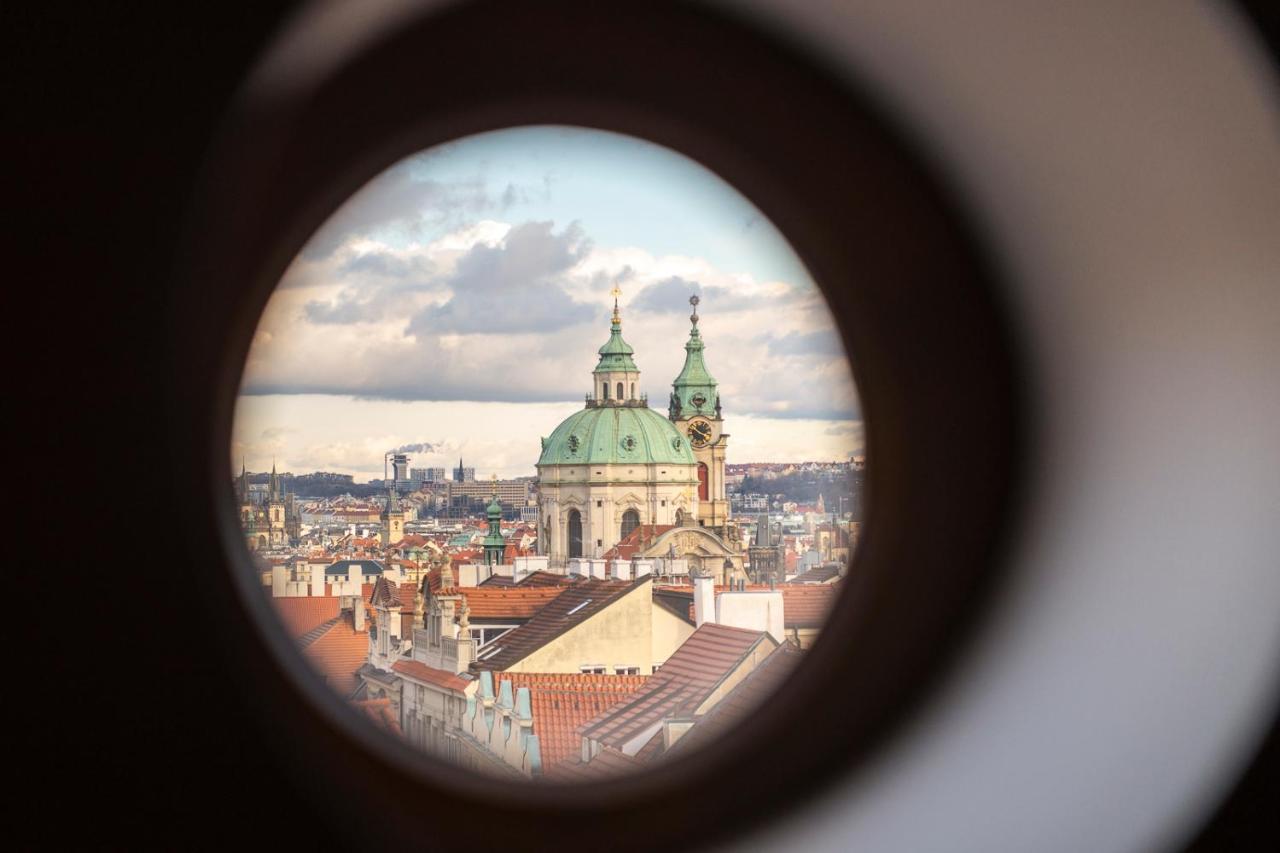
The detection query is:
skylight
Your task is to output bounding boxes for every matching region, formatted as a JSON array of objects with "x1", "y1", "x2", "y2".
[{"x1": 566, "y1": 599, "x2": 592, "y2": 616}]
